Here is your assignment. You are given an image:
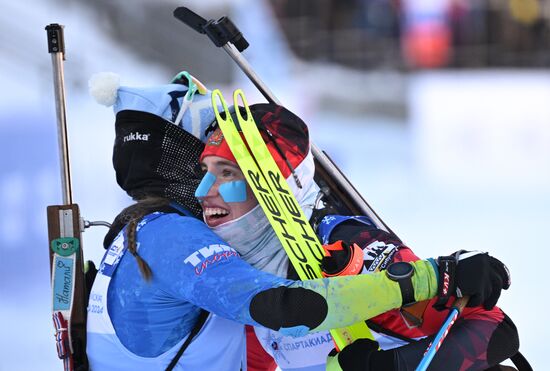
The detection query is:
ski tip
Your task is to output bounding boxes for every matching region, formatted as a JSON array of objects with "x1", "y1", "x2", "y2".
[
  {"x1": 211, "y1": 89, "x2": 232, "y2": 122},
  {"x1": 233, "y1": 89, "x2": 252, "y2": 122},
  {"x1": 233, "y1": 89, "x2": 247, "y2": 106}
]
